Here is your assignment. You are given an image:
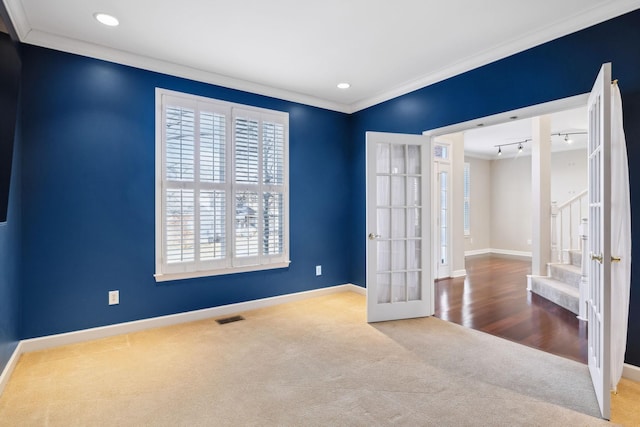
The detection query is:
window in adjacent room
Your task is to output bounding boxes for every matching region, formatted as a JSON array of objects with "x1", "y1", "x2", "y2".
[
  {"x1": 463, "y1": 162, "x2": 470, "y2": 236},
  {"x1": 155, "y1": 89, "x2": 290, "y2": 281}
]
